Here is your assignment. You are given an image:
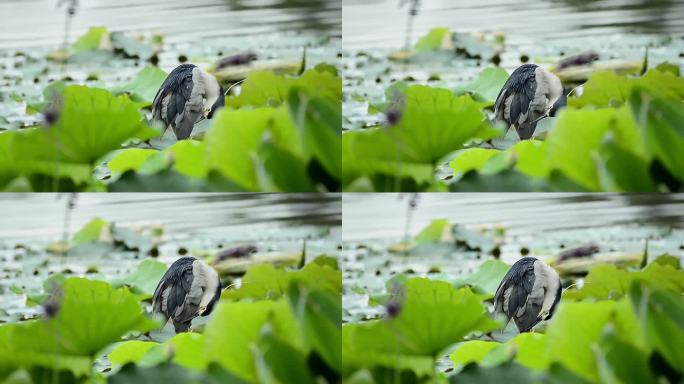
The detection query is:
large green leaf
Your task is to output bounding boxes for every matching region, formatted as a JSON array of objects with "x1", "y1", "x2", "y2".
[
  {"x1": 203, "y1": 300, "x2": 298, "y2": 382},
  {"x1": 108, "y1": 341, "x2": 158, "y2": 368},
  {"x1": 108, "y1": 148, "x2": 158, "y2": 175},
  {"x1": 449, "y1": 332, "x2": 549, "y2": 373},
  {"x1": 222, "y1": 262, "x2": 341, "y2": 301},
  {"x1": 72, "y1": 217, "x2": 109, "y2": 245},
  {"x1": 457, "y1": 67, "x2": 509, "y2": 103},
  {"x1": 226, "y1": 69, "x2": 341, "y2": 108},
  {"x1": 598, "y1": 328, "x2": 657, "y2": 384},
  {"x1": 112, "y1": 66, "x2": 167, "y2": 103},
  {"x1": 565, "y1": 263, "x2": 684, "y2": 301},
  {"x1": 450, "y1": 340, "x2": 500, "y2": 370},
  {"x1": 455, "y1": 259, "x2": 510, "y2": 297},
  {"x1": 630, "y1": 87, "x2": 684, "y2": 182},
  {"x1": 72, "y1": 27, "x2": 109, "y2": 52},
  {"x1": 254, "y1": 329, "x2": 316, "y2": 384},
  {"x1": 43, "y1": 278, "x2": 158, "y2": 355},
  {"x1": 448, "y1": 361, "x2": 541, "y2": 384},
  {"x1": 111, "y1": 259, "x2": 167, "y2": 297},
  {"x1": 342, "y1": 278, "x2": 499, "y2": 376},
  {"x1": 545, "y1": 108, "x2": 635, "y2": 191},
  {"x1": 13, "y1": 86, "x2": 158, "y2": 166},
  {"x1": 108, "y1": 362, "x2": 205, "y2": 384},
  {"x1": 389, "y1": 85, "x2": 499, "y2": 164},
  {"x1": 415, "y1": 28, "x2": 451, "y2": 52},
  {"x1": 287, "y1": 282, "x2": 341, "y2": 374},
  {"x1": 0, "y1": 278, "x2": 157, "y2": 376},
  {"x1": 545, "y1": 300, "x2": 639, "y2": 382},
  {"x1": 571, "y1": 69, "x2": 684, "y2": 108},
  {"x1": 344, "y1": 85, "x2": 499, "y2": 186},
  {"x1": 205, "y1": 108, "x2": 275, "y2": 190},
  {"x1": 629, "y1": 281, "x2": 684, "y2": 370},
  {"x1": 414, "y1": 218, "x2": 451, "y2": 243},
  {"x1": 288, "y1": 88, "x2": 341, "y2": 181},
  {"x1": 449, "y1": 149, "x2": 500, "y2": 181}
]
